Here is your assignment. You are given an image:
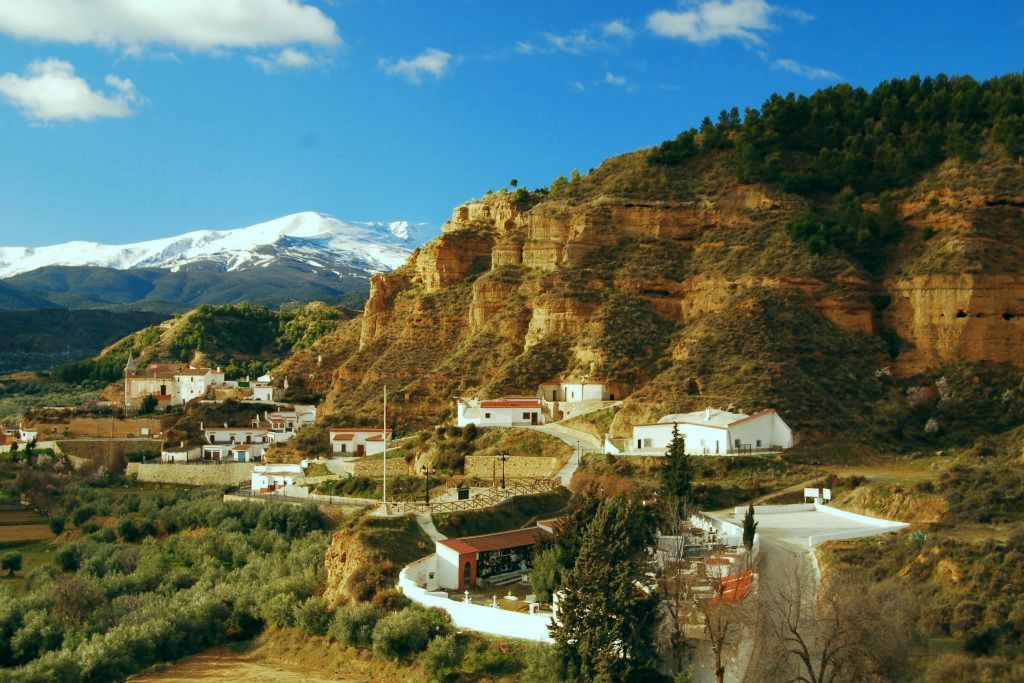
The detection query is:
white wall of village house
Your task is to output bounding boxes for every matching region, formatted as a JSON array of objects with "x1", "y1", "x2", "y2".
[{"x1": 726, "y1": 412, "x2": 793, "y2": 450}]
